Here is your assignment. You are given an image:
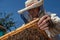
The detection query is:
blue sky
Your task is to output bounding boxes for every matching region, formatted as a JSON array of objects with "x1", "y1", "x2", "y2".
[
  {"x1": 44, "y1": 0, "x2": 60, "y2": 16},
  {"x1": 0, "y1": 0, "x2": 60, "y2": 31}
]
